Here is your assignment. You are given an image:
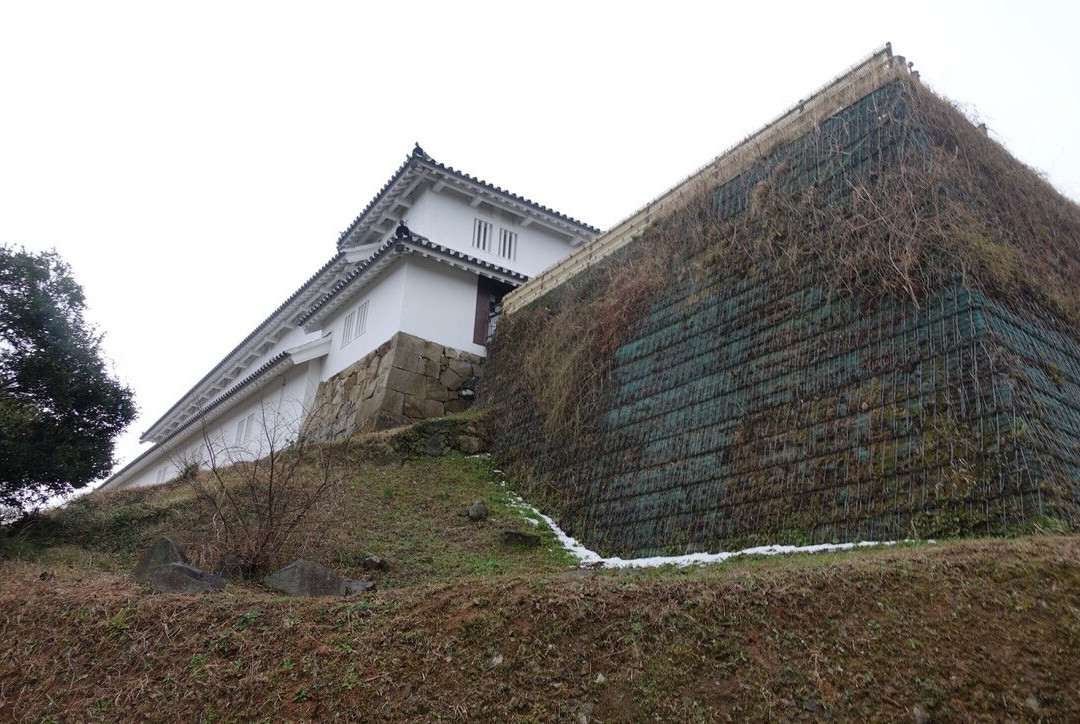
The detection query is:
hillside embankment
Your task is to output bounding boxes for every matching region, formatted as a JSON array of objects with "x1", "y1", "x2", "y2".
[{"x1": 2, "y1": 419, "x2": 1079, "y2": 721}]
